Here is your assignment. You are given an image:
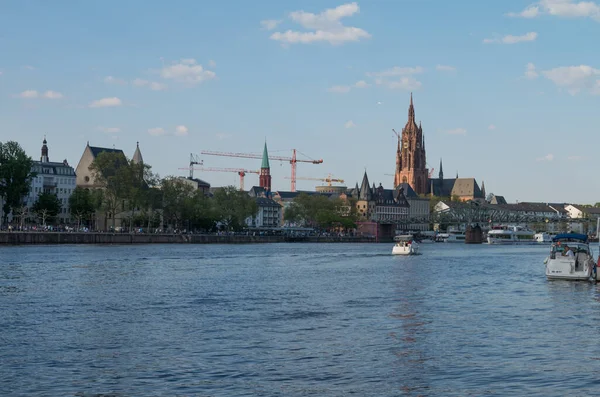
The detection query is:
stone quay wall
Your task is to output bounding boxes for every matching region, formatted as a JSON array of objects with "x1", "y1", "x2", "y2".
[{"x1": 0, "y1": 232, "x2": 381, "y2": 245}]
